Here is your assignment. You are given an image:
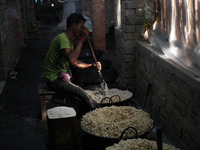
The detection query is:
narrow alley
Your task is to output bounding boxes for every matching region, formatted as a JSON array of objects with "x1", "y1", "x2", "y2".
[
  {"x1": 1, "y1": 1, "x2": 200, "y2": 150},
  {"x1": 0, "y1": 18, "x2": 119, "y2": 150},
  {"x1": 0, "y1": 20, "x2": 60, "y2": 150}
]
